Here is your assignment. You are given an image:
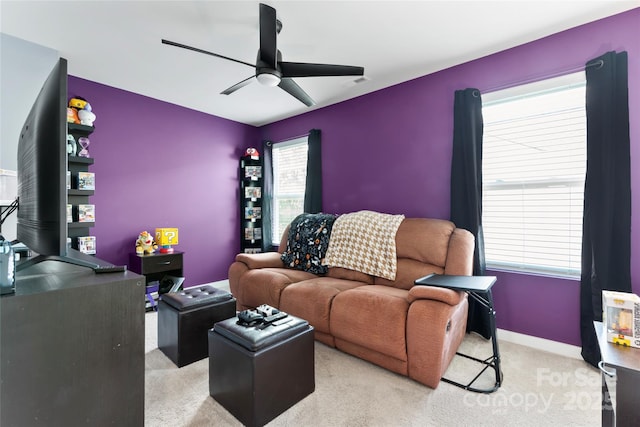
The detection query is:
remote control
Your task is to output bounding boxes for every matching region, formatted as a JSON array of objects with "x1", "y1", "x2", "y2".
[
  {"x1": 256, "y1": 304, "x2": 279, "y2": 317},
  {"x1": 237, "y1": 310, "x2": 264, "y2": 326},
  {"x1": 256, "y1": 311, "x2": 289, "y2": 329},
  {"x1": 94, "y1": 265, "x2": 127, "y2": 273},
  {"x1": 263, "y1": 311, "x2": 287, "y2": 323}
]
